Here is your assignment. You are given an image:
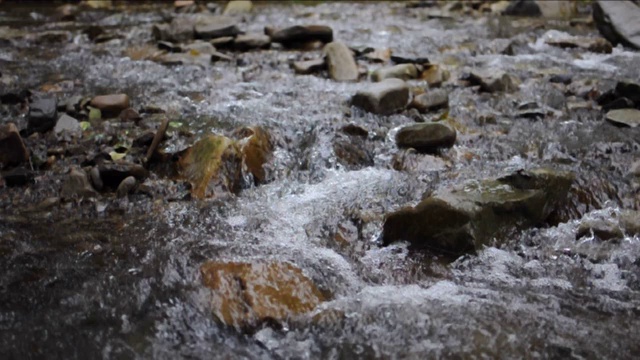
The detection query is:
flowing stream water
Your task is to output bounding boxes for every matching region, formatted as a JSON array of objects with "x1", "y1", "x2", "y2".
[{"x1": 1, "y1": 2, "x2": 640, "y2": 359}]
